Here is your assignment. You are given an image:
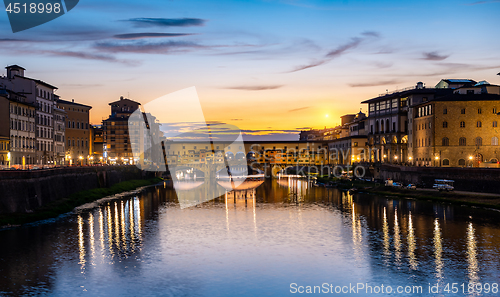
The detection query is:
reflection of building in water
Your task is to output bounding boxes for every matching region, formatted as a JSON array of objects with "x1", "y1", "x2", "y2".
[
  {"x1": 466, "y1": 222, "x2": 479, "y2": 284},
  {"x1": 433, "y1": 218, "x2": 443, "y2": 281},
  {"x1": 276, "y1": 176, "x2": 310, "y2": 203},
  {"x1": 76, "y1": 197, "x2": 145, "y2": 271}
]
